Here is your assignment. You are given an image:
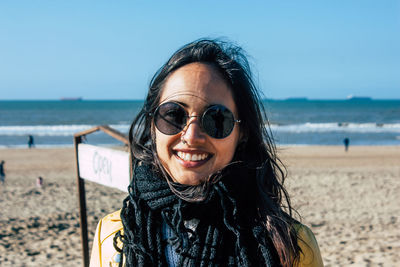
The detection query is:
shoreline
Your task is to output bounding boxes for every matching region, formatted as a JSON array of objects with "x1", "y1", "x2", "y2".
[{"x1": 1, "y1": 143, "x2": 399, "y2": 150}]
